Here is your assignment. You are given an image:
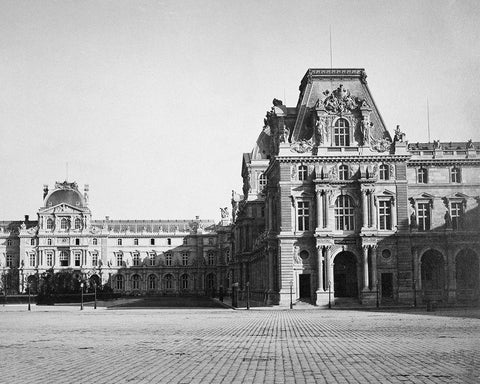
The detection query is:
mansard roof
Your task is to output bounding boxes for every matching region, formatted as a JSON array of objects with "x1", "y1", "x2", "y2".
[{"x1": 292, "y1": 68, "x2": 390, "y2": 143}]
